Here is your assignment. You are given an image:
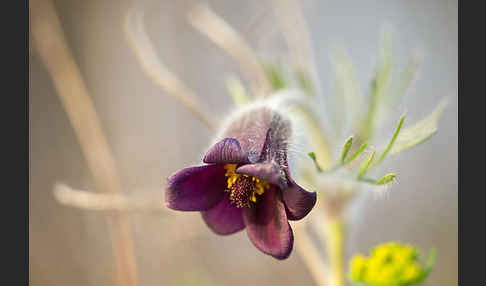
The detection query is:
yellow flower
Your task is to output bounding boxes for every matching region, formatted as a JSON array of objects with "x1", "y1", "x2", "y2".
[
  {"x1": 350, "y1": 255, "x2": 367, "y2": 281},
  {"x1": 348, "y1": 242, "x2": 432, "y2": 286}
]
